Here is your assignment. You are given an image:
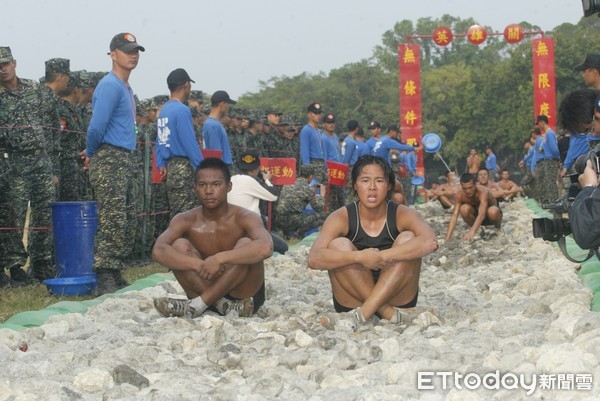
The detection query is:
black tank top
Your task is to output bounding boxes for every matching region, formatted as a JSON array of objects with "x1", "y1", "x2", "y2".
[{"x1": 345, "y1": 201, "x2": 400, "y2": 251}]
